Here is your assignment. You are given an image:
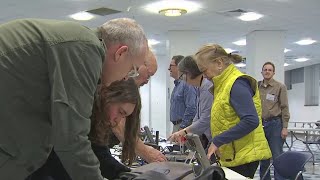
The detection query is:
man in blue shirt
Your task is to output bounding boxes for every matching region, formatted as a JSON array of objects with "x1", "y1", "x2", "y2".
[{"x1": 168, "y1": 55, "x2": 197, "y2": 133}]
